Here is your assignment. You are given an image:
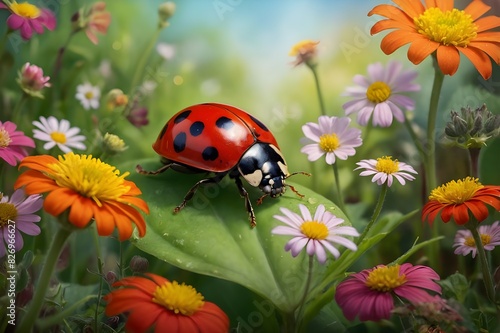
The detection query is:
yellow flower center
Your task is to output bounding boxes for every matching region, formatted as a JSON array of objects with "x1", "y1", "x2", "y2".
[
  {"x1": 47, "y1": 153, "x2": 131, "y2": 207},
  {"x1": 464, "y1": 233, "x2": 492, "y2": 247},
  {"x1": 85, "y1": 91, "x2": 94, "y2": 100},
  {"x1": 414, "y1": 8, "x2": 478, "y2": 47},
  {"x1": 289, "y1": 40, "x2": 319, "y2": 56},
  {"x1": 366, "y1": 81, "x2": 391, "y2": 104},
  {"x1": 152, "y1": 281, "x2": 205, "y2": 316},
  {"x1": 365, "y1": 265, "x2": 407, "y2": 292},
  {"x1": 50, "y1": 131, "x2": 67, "y2": 144},
  {"x1": 10, "y1": 2, "x2": 41, "y2": 18},
  {"x1": 375, "y1": 156, "x2": 399, "y2": 174},
  {"x1": 319, "y1": 134, "x2": 340, "y2": 152},
  {"x1": 429, "y1": 177, "x2": 483, "y2": 204},
  {"x1": 0, "y1": 128, "x2": 12, "y2": 148},
  {"x1": 300, "y1": 221, "x2": 329, "y2": 240},
  {"x1": 0, "y1": 202, "x2": 18, "y2": 227}
]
